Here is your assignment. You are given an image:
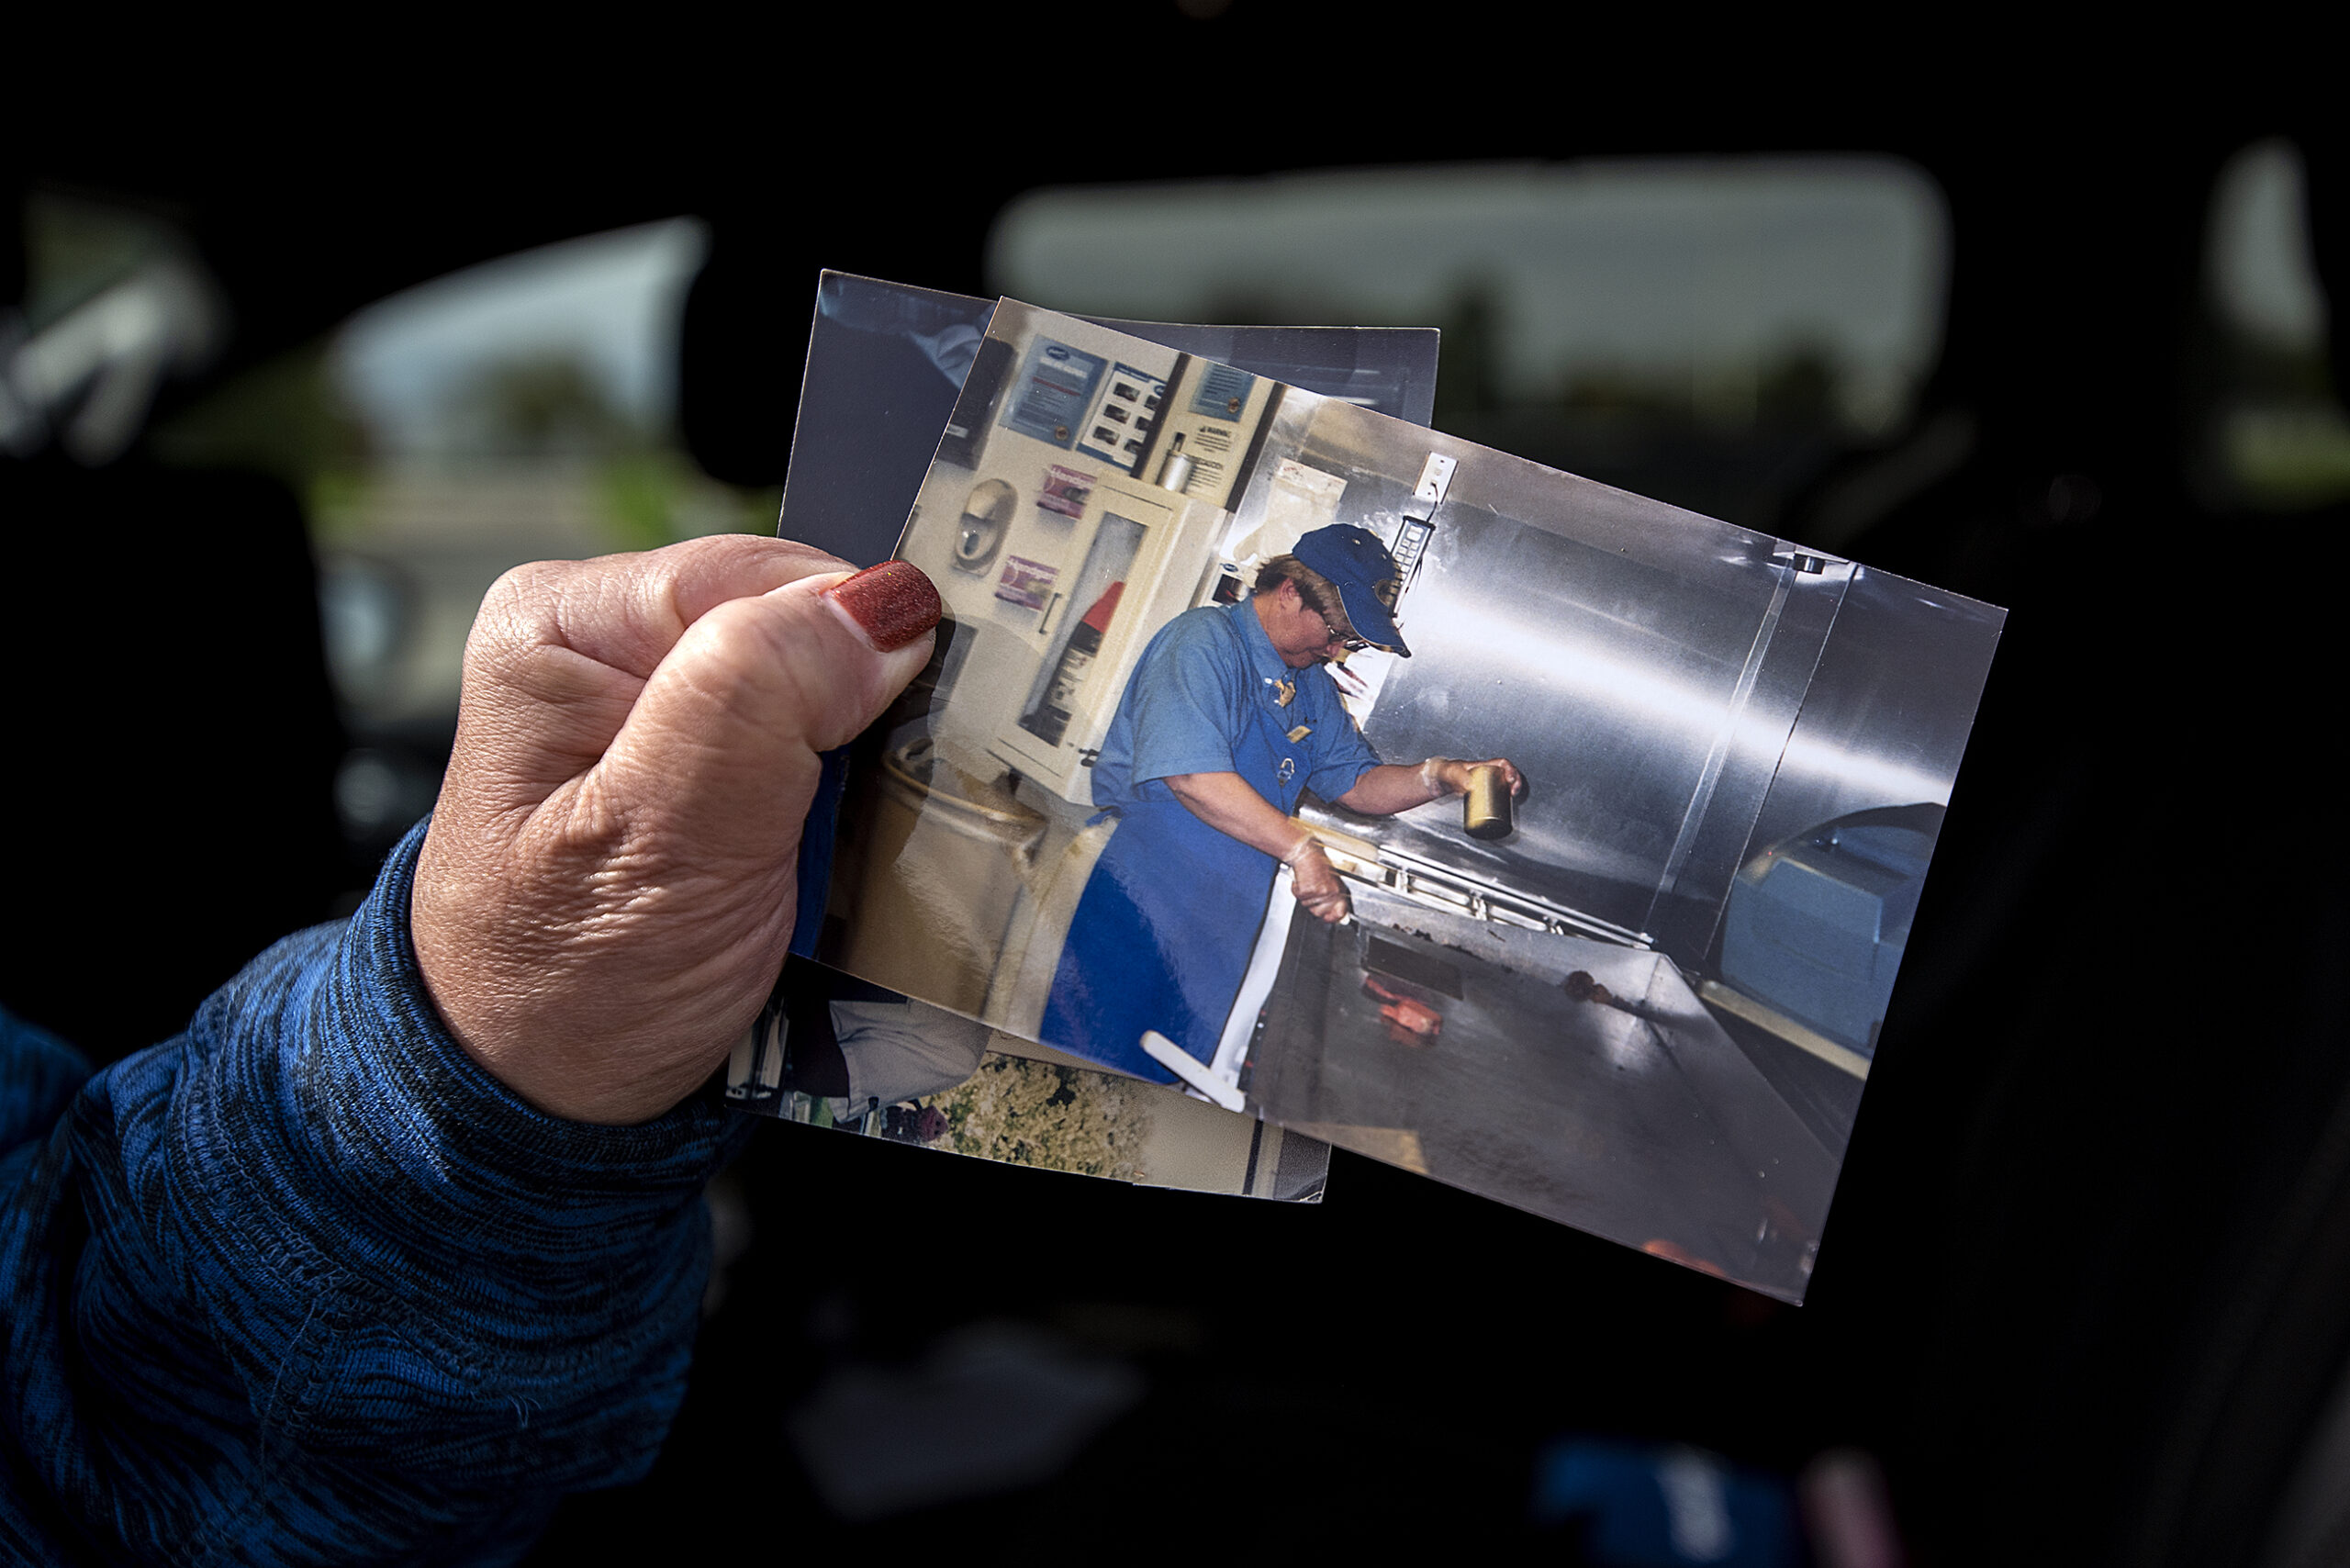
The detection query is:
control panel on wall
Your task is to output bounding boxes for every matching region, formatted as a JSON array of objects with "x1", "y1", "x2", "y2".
[
  {"x1": 998, "y1": 338, "x2": 1171, "y2": 481},
  {"x1": 978, "y1": 336, "x2": 1279, "y2": 516},
  {"x1": 1078, "y1": 363, "x2": 1167, "y2": 473}
]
